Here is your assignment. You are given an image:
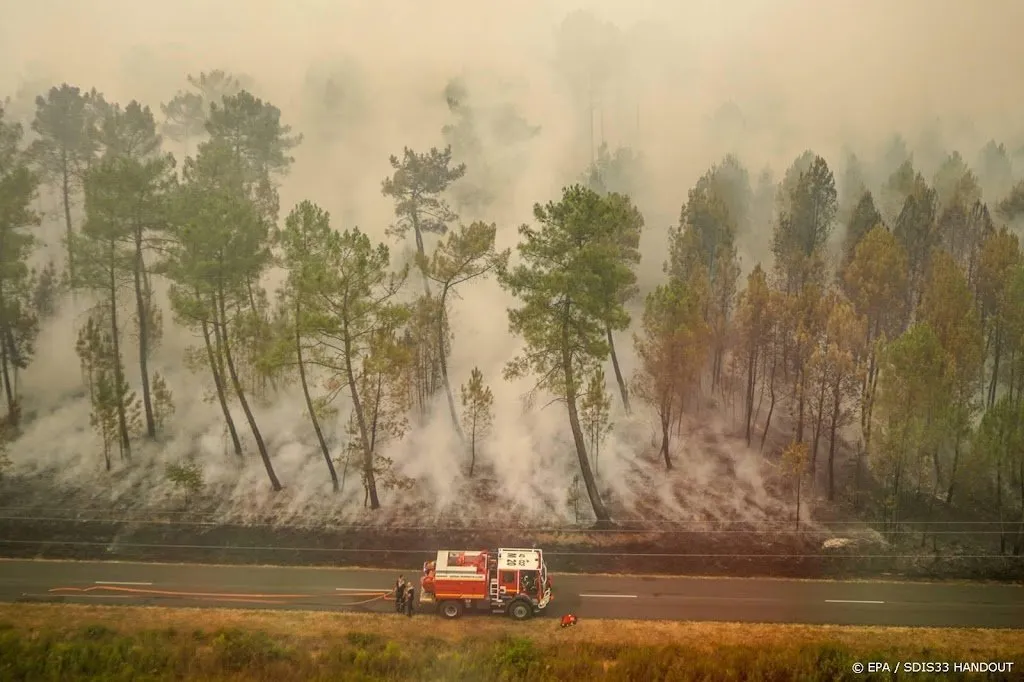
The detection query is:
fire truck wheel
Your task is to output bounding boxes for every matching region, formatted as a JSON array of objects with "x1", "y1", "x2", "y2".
[
  {"x1": 507, "y1": 600, "x2": 532, "y2": 621},
  {"x1": 439, "y1": 600, "x2": 464, "y2": 619}
]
